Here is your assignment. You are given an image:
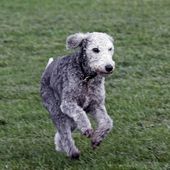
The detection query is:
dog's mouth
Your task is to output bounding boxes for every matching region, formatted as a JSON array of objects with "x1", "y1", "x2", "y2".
[{"x1": 97, "y1": 70, "x2": 113, "y2": 76}]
